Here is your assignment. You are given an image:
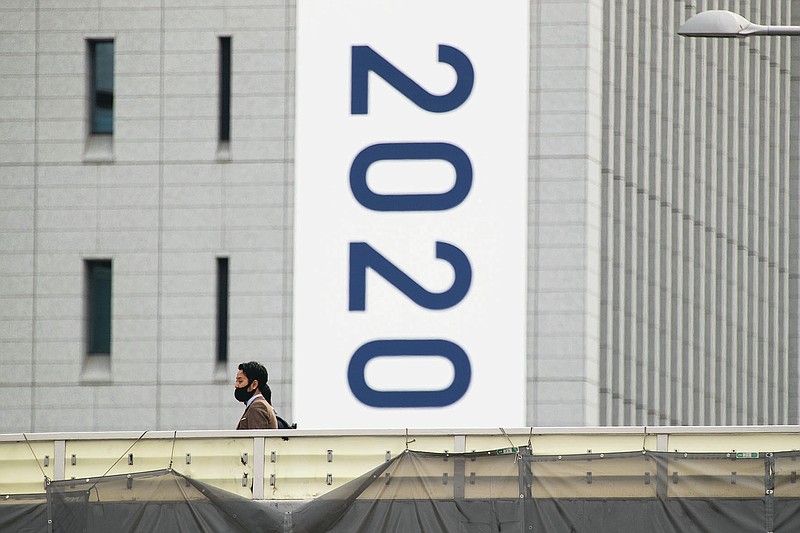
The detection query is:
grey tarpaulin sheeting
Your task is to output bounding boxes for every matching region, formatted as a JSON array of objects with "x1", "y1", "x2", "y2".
[
  {"x1": 4, "y1": 448, "x2": 800, "y2": 531},
  {"x1": 0, "y1": 469, "x2": 284, "y2": 533},
  {"x1": 290, "y1": 447, "x2": 526, "y2": 532},
  {"x1": 289, "y1": 448, "x2": 783, "y2": 532},
  {"x1": 45, "y1": 469, "x2": 284, "y2": 533},
  {"x1": 0, "y1": 493, "x2": 47, "y2": 533}
]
